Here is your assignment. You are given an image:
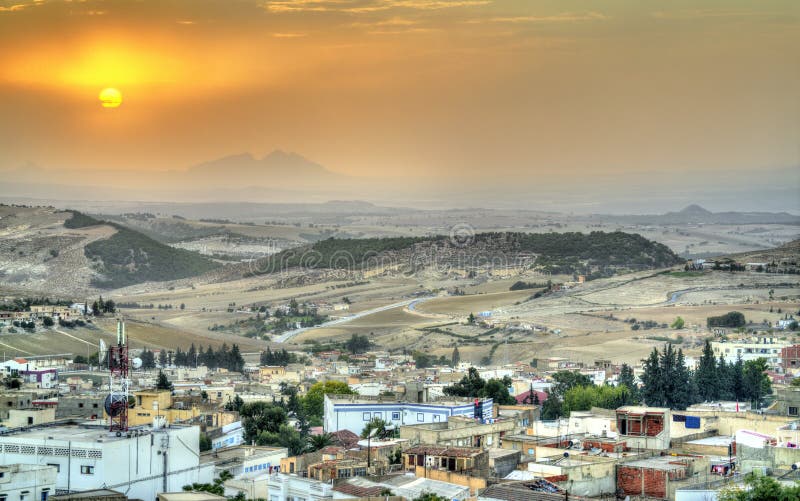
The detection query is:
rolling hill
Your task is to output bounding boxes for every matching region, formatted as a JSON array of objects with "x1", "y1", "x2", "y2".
[{"x1": 250, "y1": 231, "x2": 683, "y2": 278}]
